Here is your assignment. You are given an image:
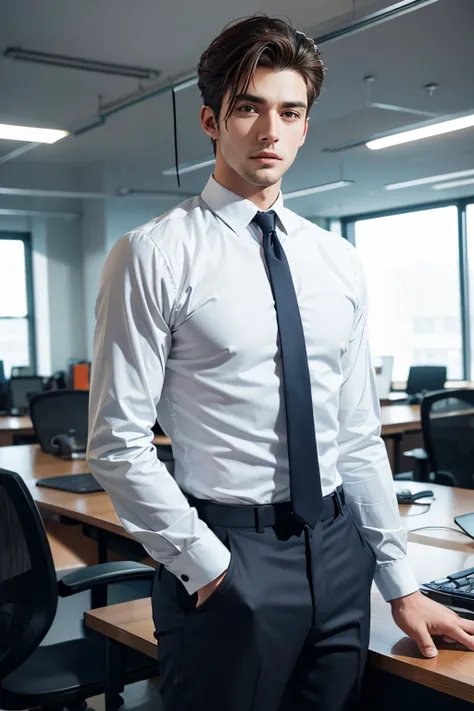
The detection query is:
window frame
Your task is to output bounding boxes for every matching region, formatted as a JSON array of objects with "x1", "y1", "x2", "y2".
[
  {"x1": 340, "y1": 196, "x2": 474, "y2": 382},
  {"x1": 0, "y1": 231, "x2": 37, "y2": 375}
]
